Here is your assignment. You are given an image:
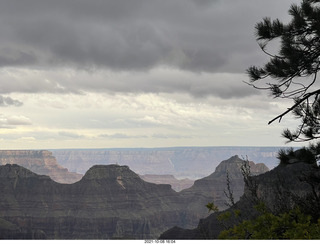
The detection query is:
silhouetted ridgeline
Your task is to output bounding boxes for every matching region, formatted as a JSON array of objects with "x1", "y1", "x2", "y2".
[
  {"x1": 0, "y1": 155, "x2": 268, "y2": 239},
  {"x1": 160, "y1": 159, "x2": 320, "y2": 239},
  {"x1": 0, "y1": 164, "x2": 197, "y2": 239}
]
